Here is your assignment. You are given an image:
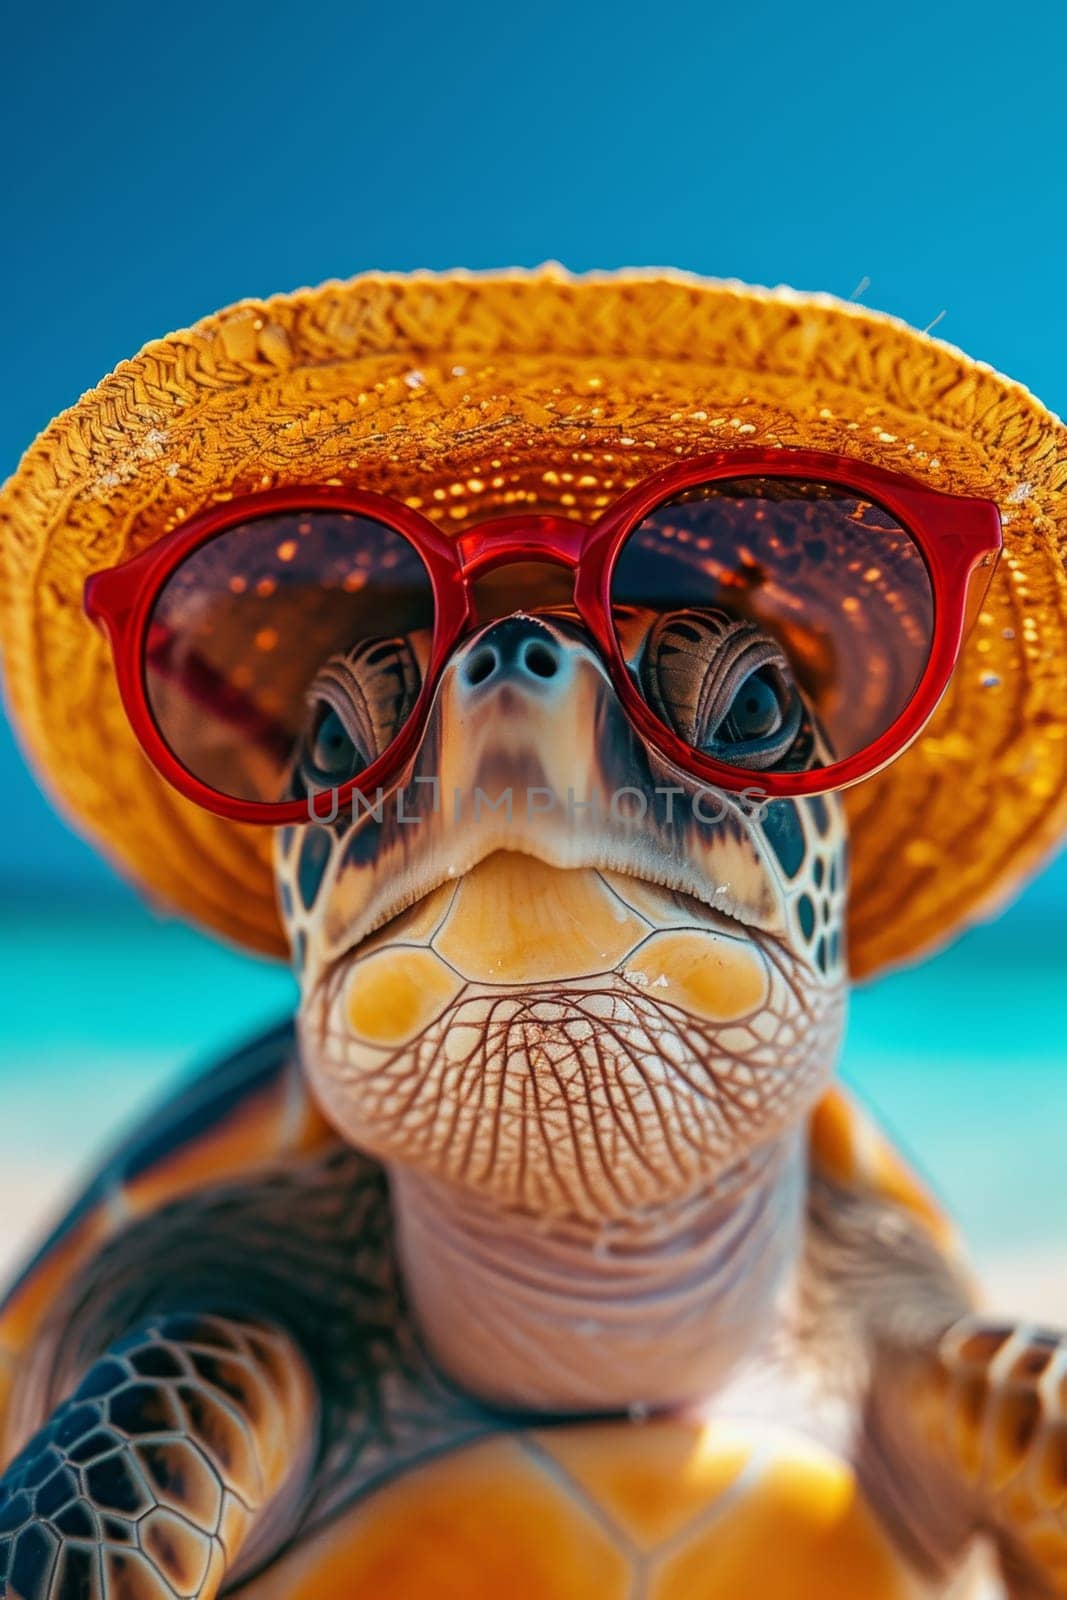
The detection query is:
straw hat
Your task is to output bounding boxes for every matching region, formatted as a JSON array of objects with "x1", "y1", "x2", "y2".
[{"x1": 1, "y1": 267, "x2": 1064, "y2": 978}]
